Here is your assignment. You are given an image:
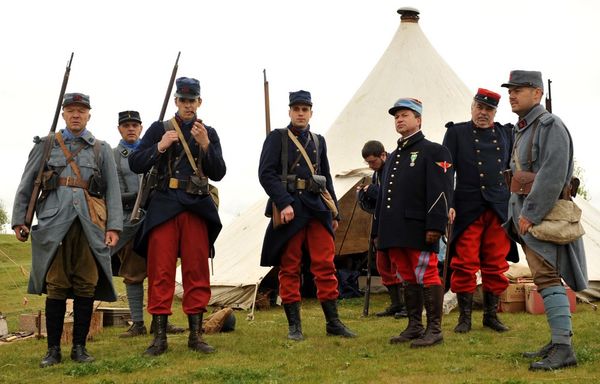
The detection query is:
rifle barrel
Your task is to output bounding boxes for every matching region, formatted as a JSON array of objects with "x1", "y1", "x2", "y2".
[{"x1": 263, "y1": 69, "x2": 271, "y2": 136}]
